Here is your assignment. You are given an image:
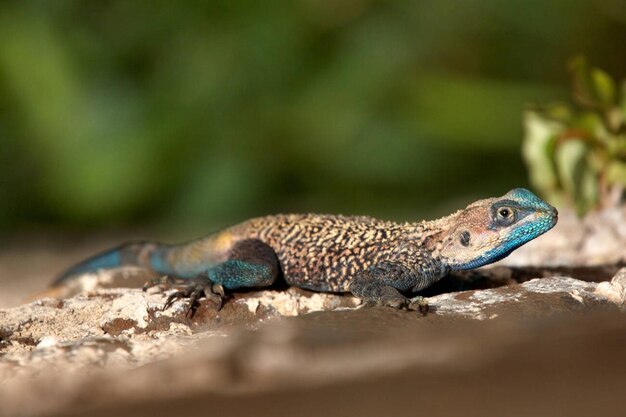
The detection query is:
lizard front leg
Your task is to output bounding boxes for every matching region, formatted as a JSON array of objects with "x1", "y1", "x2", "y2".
[{"x1": 348, "y1": 256, "x2": 445, "y2": 314}]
